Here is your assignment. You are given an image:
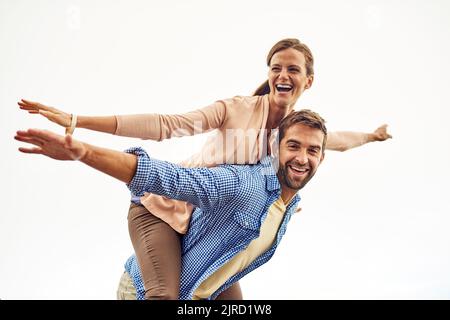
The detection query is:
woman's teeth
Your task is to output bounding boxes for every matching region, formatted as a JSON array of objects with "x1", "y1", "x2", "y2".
[{"x1": 276, "y1": 84, "x2": 293, "y2": 92}]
